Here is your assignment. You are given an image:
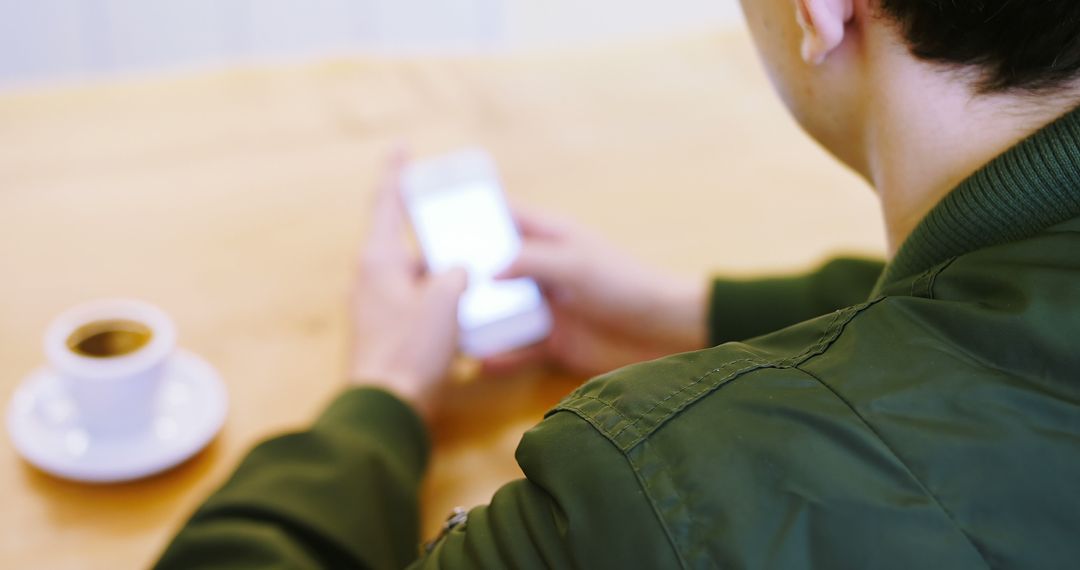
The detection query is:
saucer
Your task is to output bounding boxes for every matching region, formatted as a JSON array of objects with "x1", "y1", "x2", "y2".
[{"x1": 6, "y1": 350, "x2": 228, "y2": 483}]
